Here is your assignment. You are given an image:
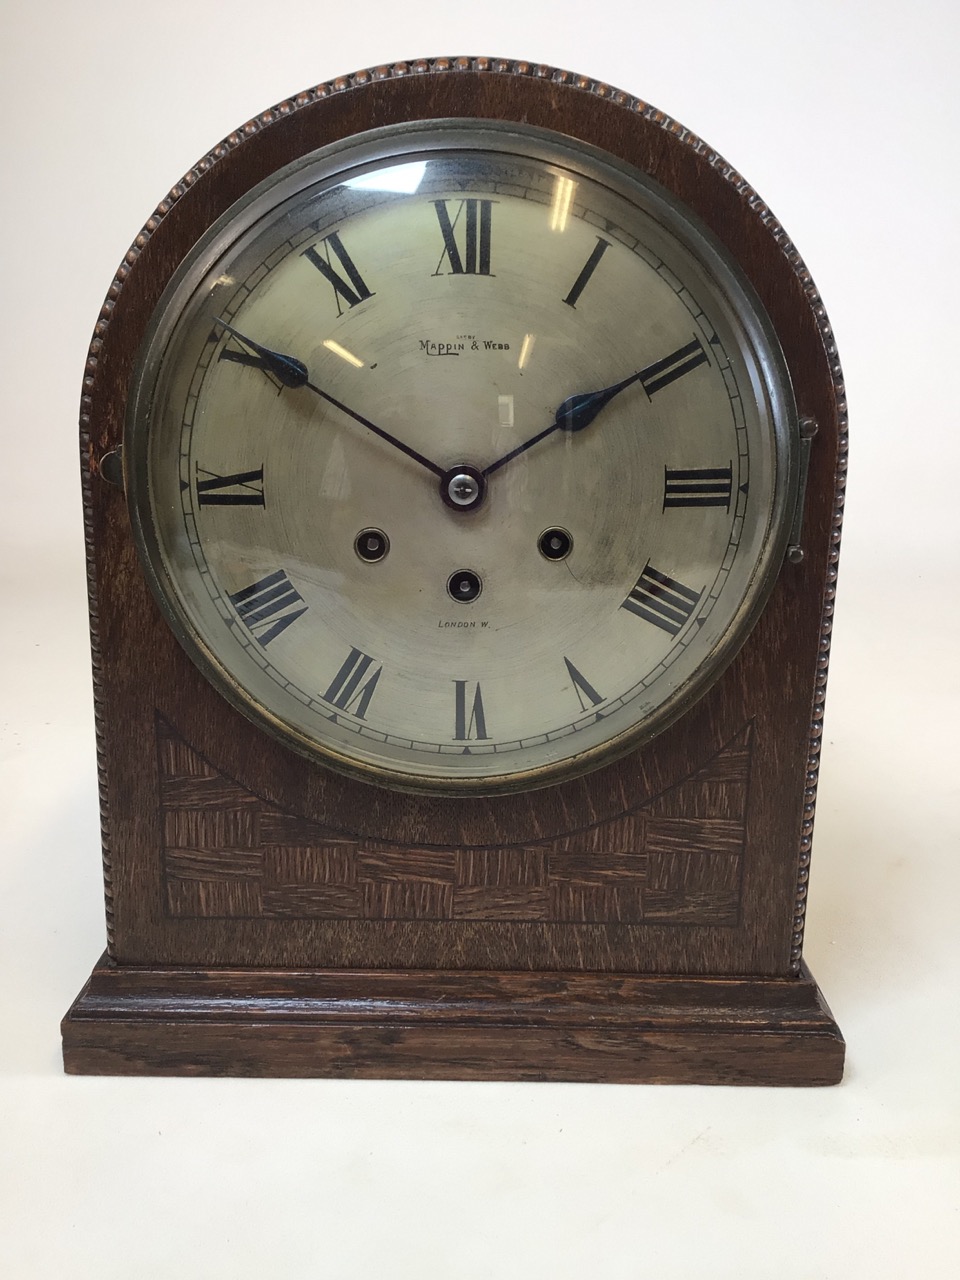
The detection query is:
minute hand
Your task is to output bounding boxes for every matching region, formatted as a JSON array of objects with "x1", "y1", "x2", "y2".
[
  {"x1": 302, "y1": 378, "x2": 445, "y2": 480},
  {"x1": 216, "y1": 319, "x2": 444, "y2": 481}
]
